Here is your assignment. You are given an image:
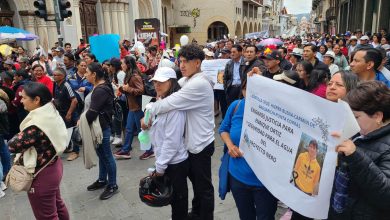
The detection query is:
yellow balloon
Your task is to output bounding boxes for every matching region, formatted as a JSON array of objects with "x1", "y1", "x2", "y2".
[{"x1": 0, "y1": 44, "x2": 13, "y2": 56}]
